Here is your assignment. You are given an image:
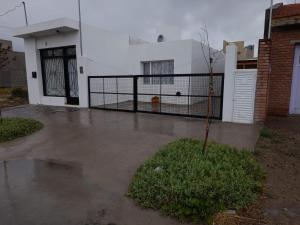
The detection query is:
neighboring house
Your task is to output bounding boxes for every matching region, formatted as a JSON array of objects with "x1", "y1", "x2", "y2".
[
  {"x1": 0, "y1": 39, "x2": 27, "y2": 88},
  {"x1": 255, "y1": 3, "x2": 300, "y2": 121},
  {"x1": 13, "y1": 18, "x2": 224, "y2": 109},
  {"x1": 223, "y1": 40, "x2": 257, "y2": 69}
]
